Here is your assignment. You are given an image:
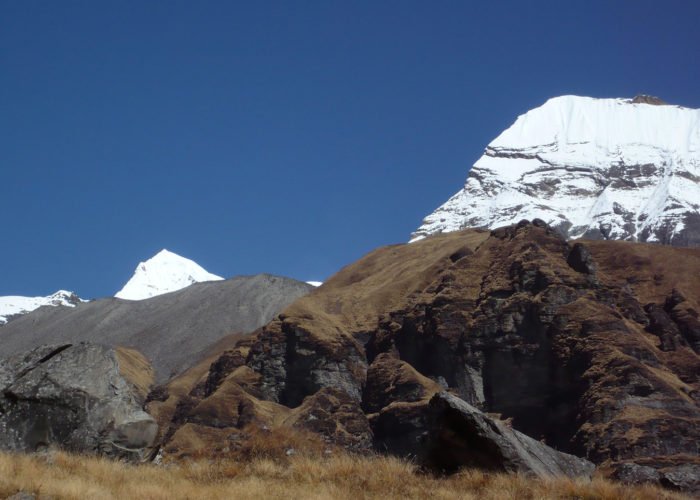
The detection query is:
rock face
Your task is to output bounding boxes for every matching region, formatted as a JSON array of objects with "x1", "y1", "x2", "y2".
[
  {"x1": 411, "y1": 96, "x2": 700, "y2": 246},
  {"x1": 0, "y1": 274, "x2": 314, "y2": 383},
  {"x1": 147, "y1": 223, "x2": 700, "y2": 491},
  {"x1": 0, "y1": 343, "x2": 157, "y2": 460}
]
